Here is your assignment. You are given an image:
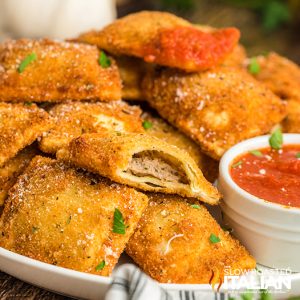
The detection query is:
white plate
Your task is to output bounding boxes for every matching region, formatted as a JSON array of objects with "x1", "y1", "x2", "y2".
[
  {"x1": 1, "y1": 246, "x2": 300, "y2": 299},
  {"x1": 1, "y1": 205, "x2": 299, "y2": 299}
]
